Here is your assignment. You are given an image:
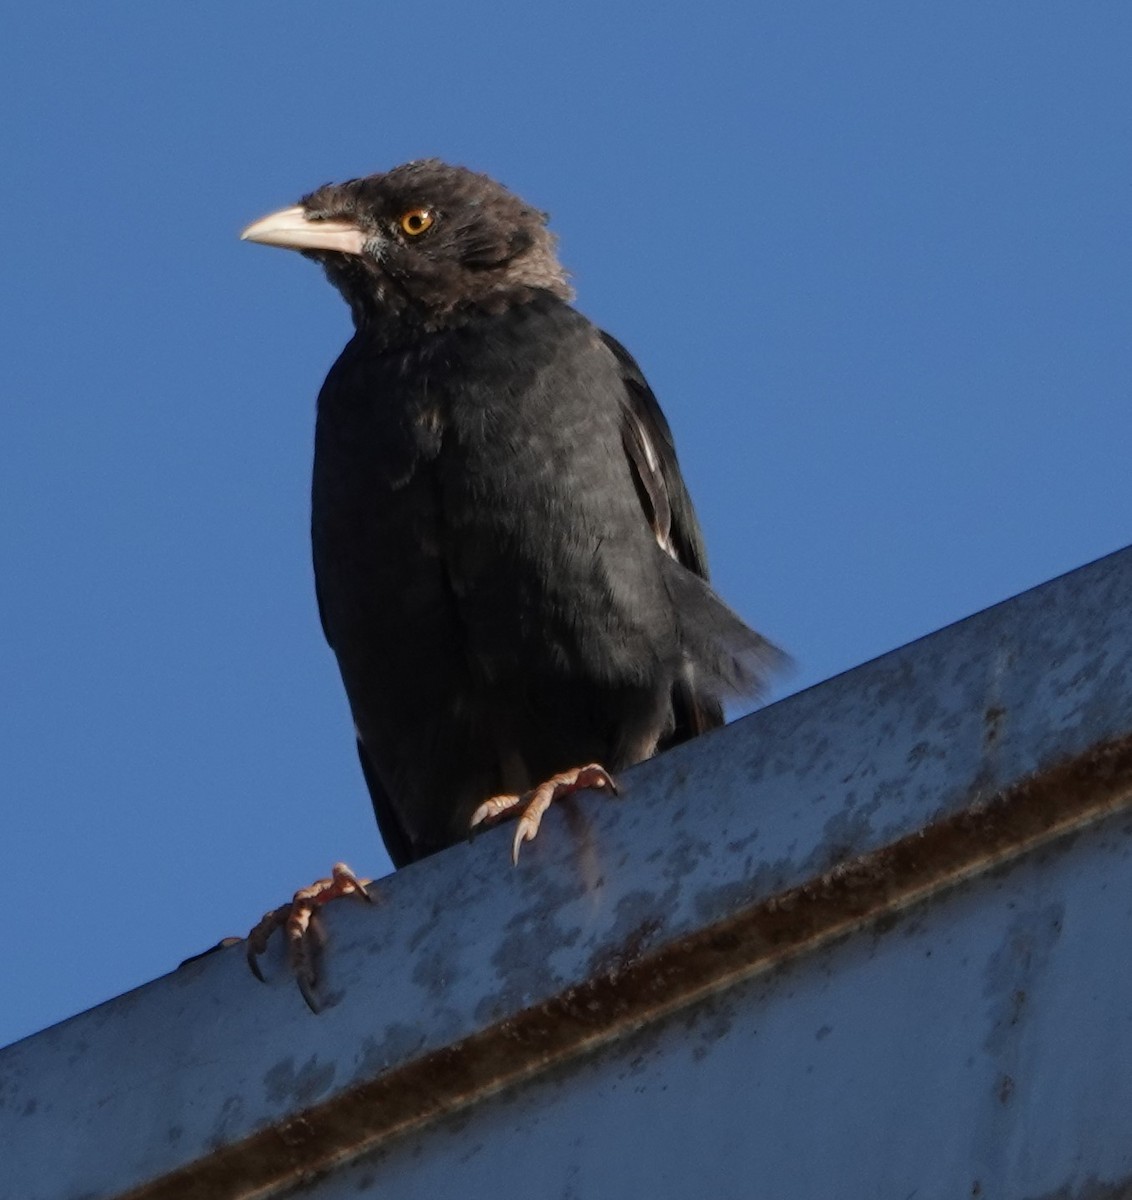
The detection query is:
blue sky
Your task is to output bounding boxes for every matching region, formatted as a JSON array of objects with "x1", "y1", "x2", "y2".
[{"x1": 2, "y1": 4, "x2": 1130, "y2": 1049}]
